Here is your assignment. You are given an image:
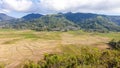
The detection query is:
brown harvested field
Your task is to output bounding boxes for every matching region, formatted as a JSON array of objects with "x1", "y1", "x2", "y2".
[
  {"x1": 0, "y1": 39, "x2": 60, "y2": 68},
  {"x1": 0, "y1": 30, "x2": 119, "y2": 68}
]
